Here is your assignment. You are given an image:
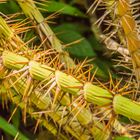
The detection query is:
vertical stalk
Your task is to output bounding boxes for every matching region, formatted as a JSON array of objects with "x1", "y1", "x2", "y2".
[
  {"x1": 16, "y1": 0, "x2": 76, "y2": 68},
  {"x1": 105, "y1": 0, "x2": 140, "y2": 84}
]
